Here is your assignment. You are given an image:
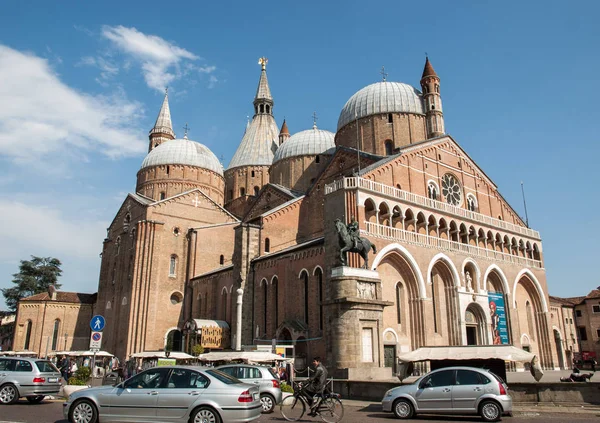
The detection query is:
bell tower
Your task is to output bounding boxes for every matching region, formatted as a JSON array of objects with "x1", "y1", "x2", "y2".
[{"x1": 420, "y1": 57, "x2": 445, "y2": 138}]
